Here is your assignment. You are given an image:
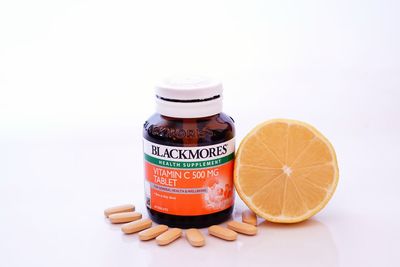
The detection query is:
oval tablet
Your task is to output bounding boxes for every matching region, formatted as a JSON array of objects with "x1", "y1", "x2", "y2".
[
  {"x1": 121, "y1": 218, "x2": 152, "y2": 234},
  {"x1": 242, "y1": 210, "x2": 257, "y2": 226},
  {"x1": 208, "y1": 225, "x2": 237, "y2": 241},
  {"x1": 104, "y1": 204, "x2": 135, "y2": 217},
  {"x1": 109, "y1": 212, "x2": 142, "y2": 224},
  {"x1": 156, "y1": 228, "x2": 182, "y2": 246},
  {"x1": 139, "y1": 225, "x2": 169, "y2": 241},
  {"x1": 227, "y1": 220, "x2": 258, "y2": 236},
  {"x1": 186, "y1": 228, "x2": 205, "y2": 247}
]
